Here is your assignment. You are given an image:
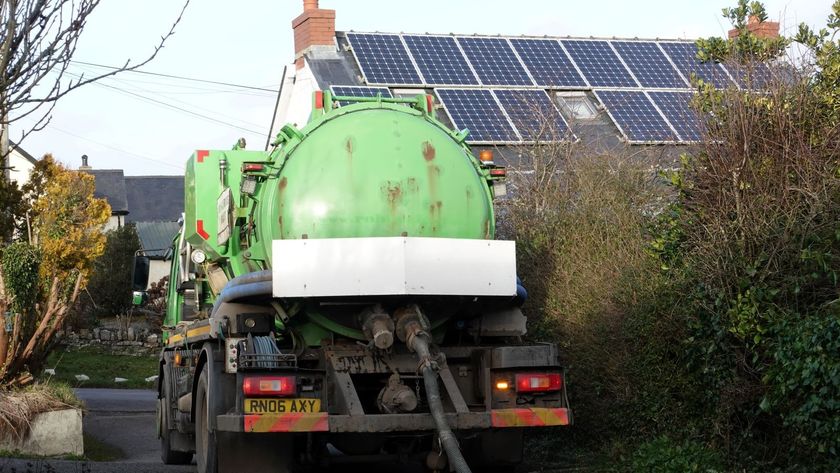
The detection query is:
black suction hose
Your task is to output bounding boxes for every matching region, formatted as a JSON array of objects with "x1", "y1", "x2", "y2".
[{"x1": 411, "y1": 334, "x2": 472, "y2": 473}]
